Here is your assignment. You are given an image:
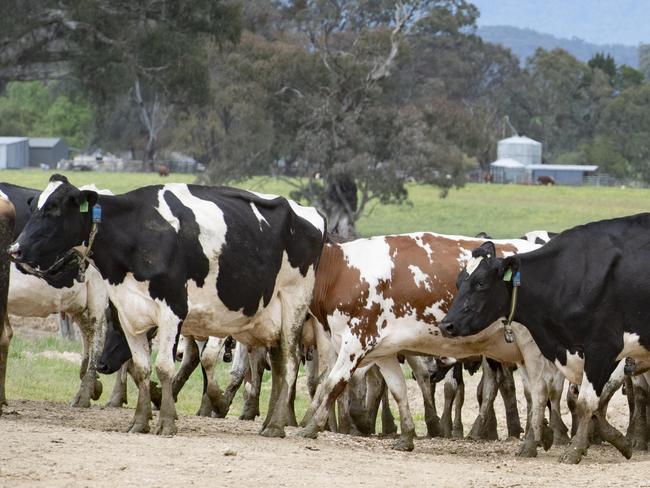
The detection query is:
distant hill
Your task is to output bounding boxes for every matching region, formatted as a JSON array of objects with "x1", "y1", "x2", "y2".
[{"x1": 477, "y1": 25, "x2": 640, "y2": 68}]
